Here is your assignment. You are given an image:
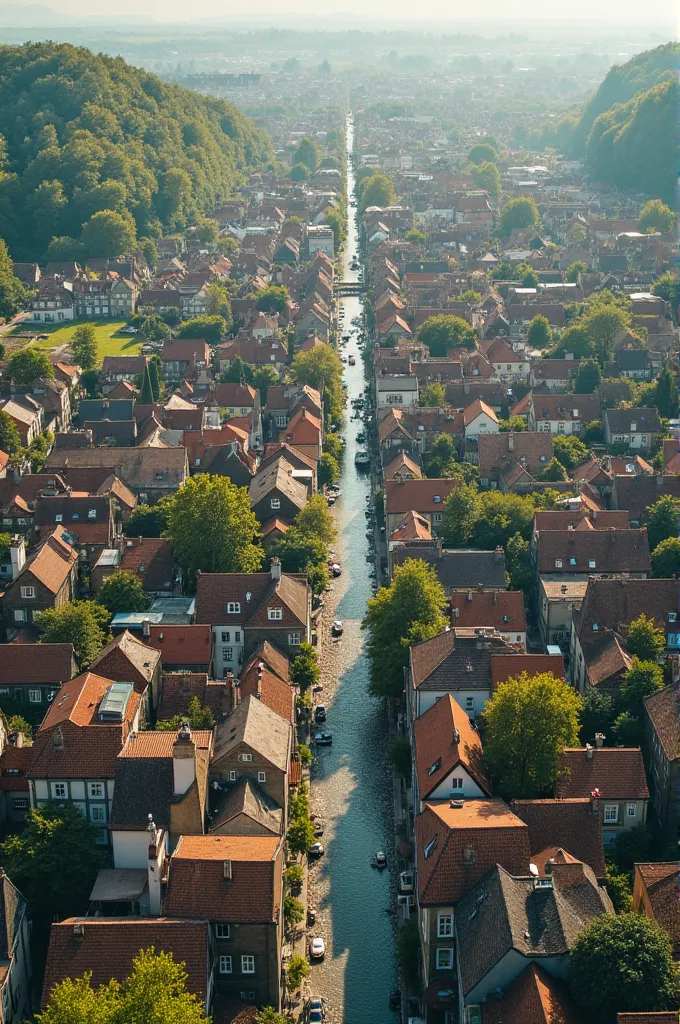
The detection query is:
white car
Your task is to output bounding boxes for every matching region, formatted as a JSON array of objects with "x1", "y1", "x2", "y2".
[
  {"x1": 309, "y1": 937, "x2": 325, "y2": 960},
  {"x1": 309, "y1": 841, "x2": 325, "y2": 857}
]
